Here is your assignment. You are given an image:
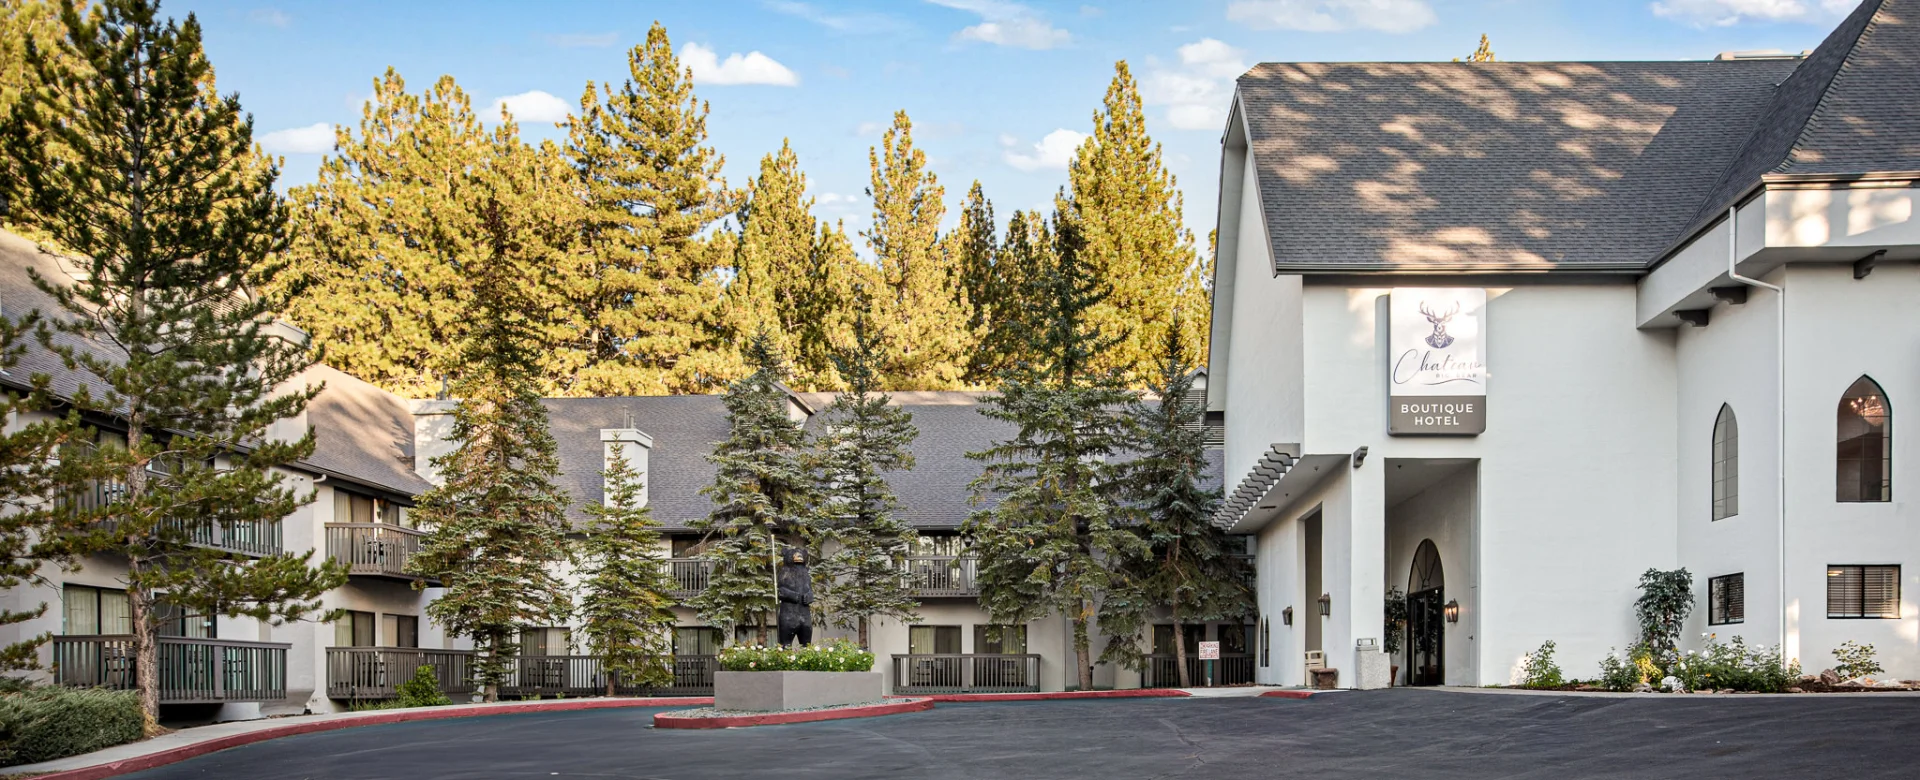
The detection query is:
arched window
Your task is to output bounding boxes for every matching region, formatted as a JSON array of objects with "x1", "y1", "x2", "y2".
[
  {"x1": 1713, "y1": 405, "x2": 1738, "y2": 520},
  {"x1": 1838, "y1": 376, "x2": 1891, "y2": 502}
]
